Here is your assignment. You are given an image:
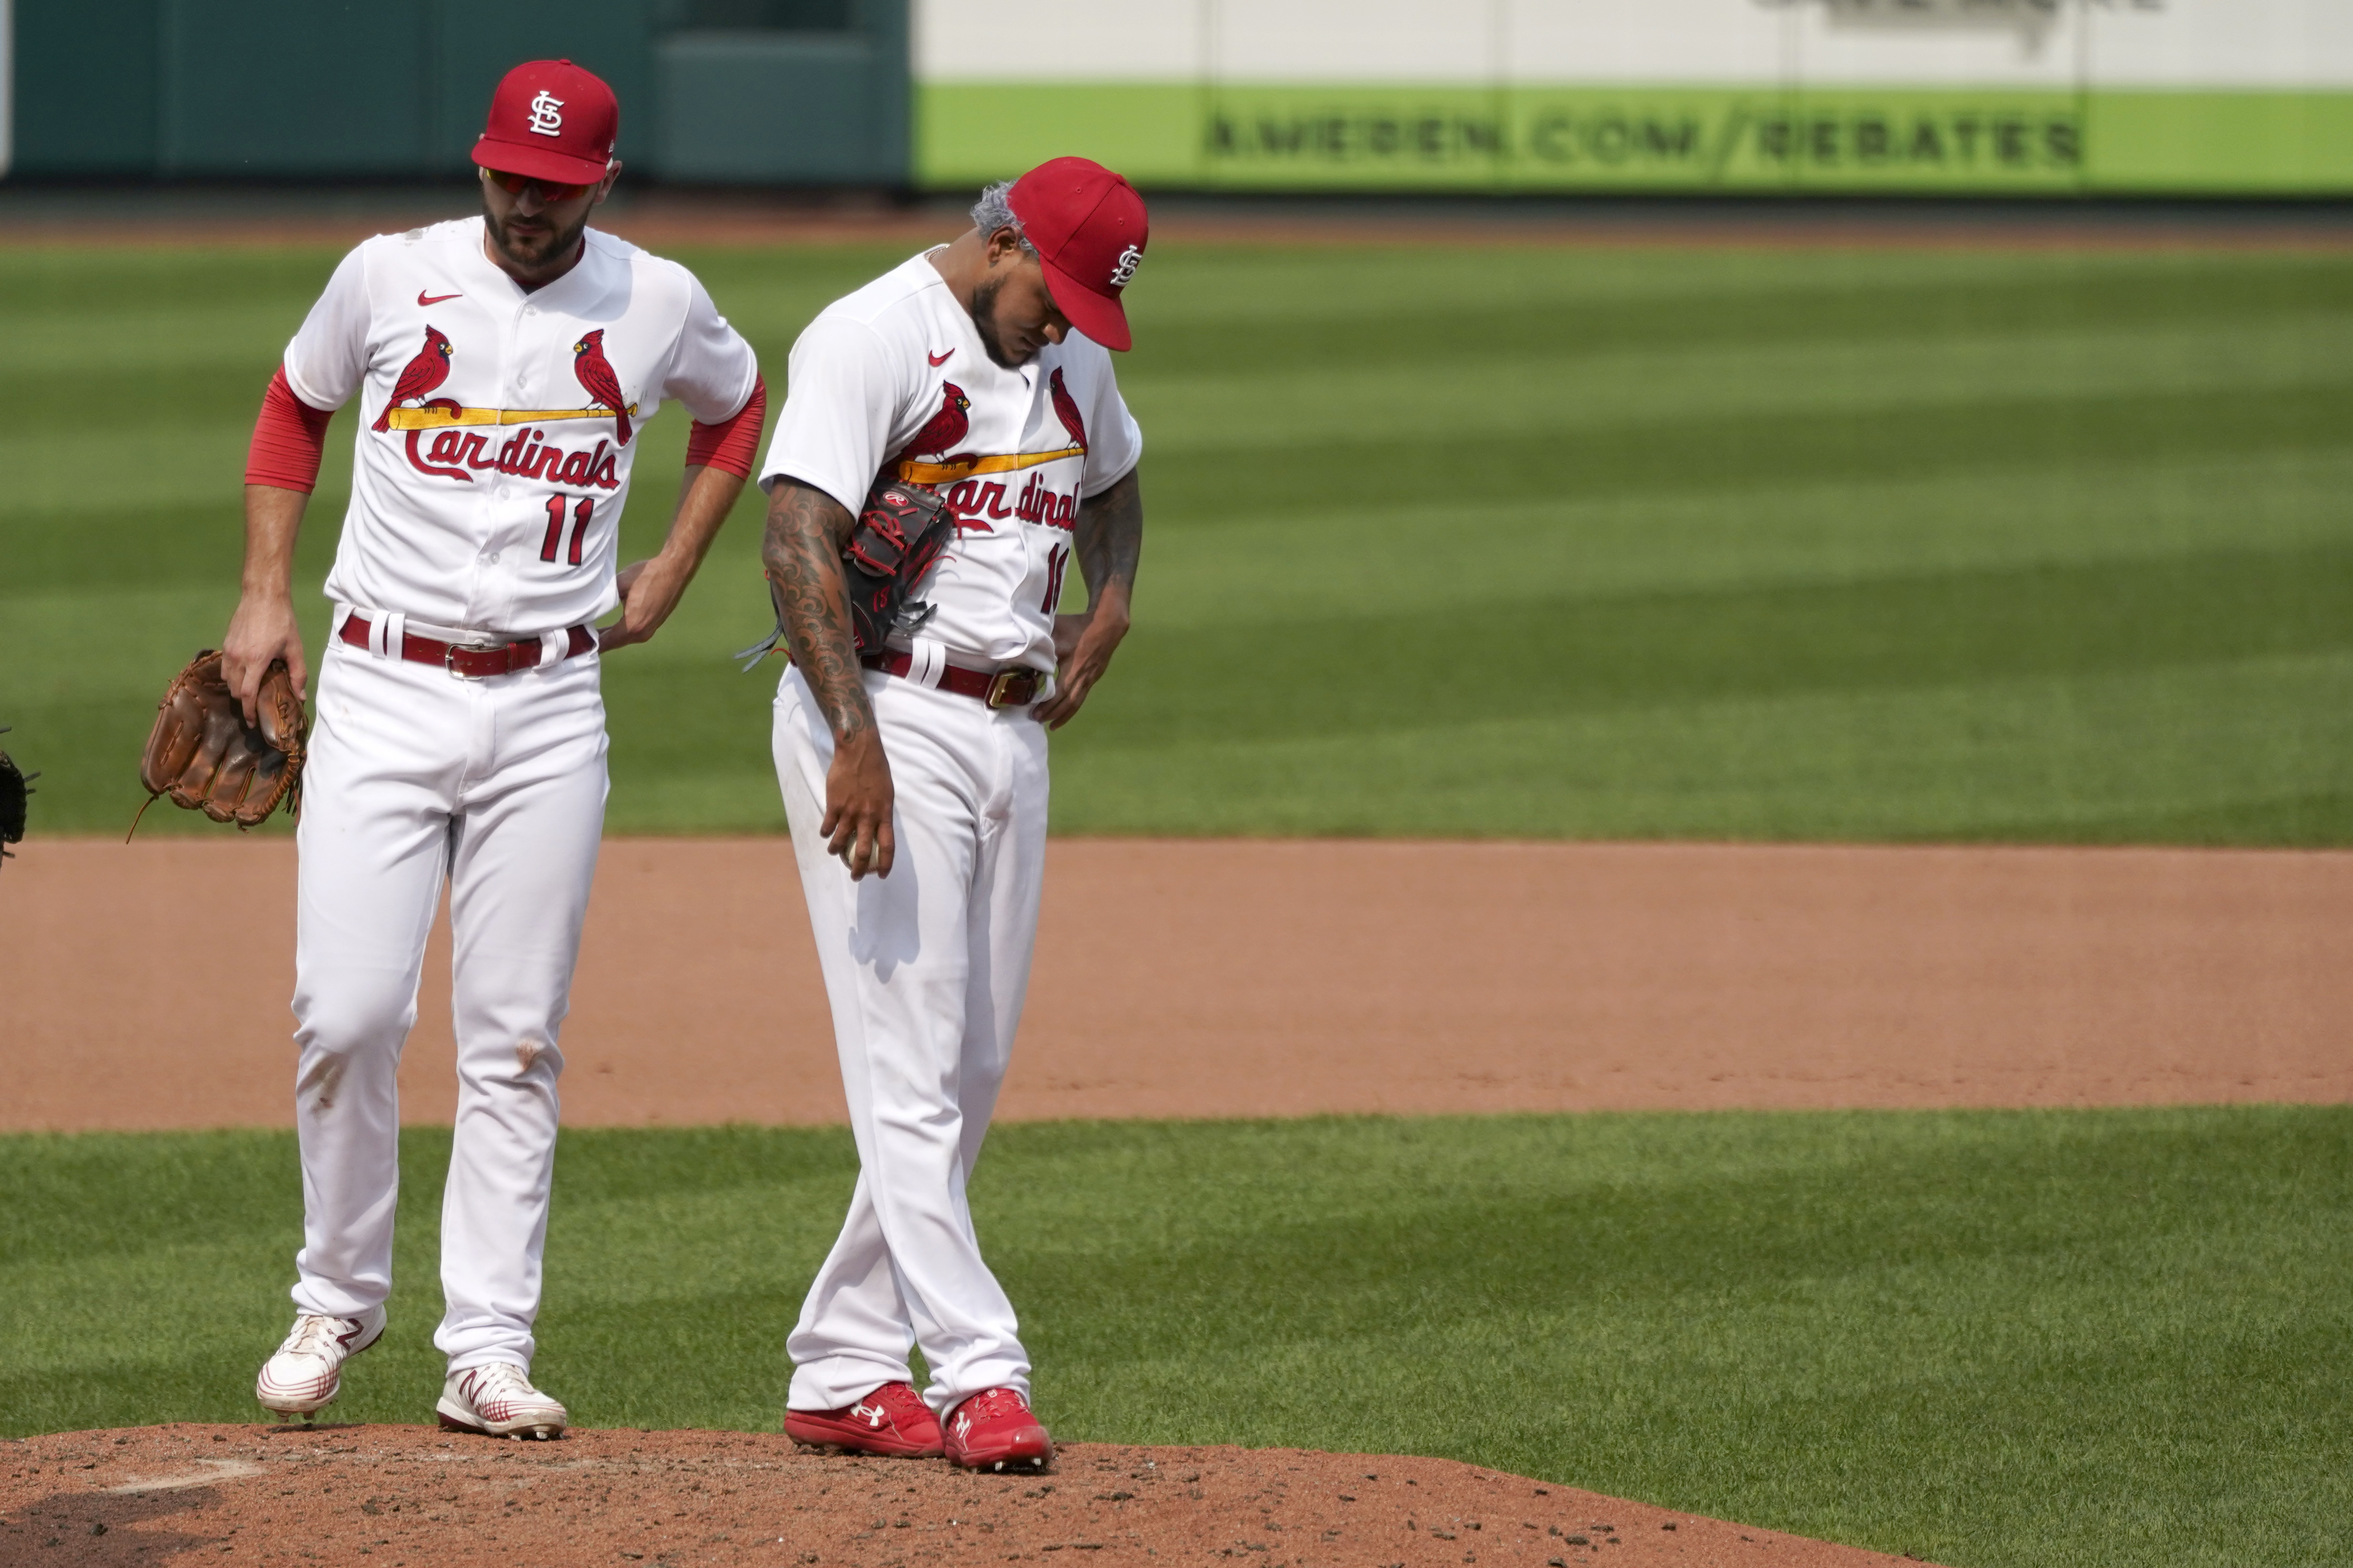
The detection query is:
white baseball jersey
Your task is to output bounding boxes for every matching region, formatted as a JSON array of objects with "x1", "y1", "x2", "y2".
[
  {"x1": 284, "y1": 217, "x2": 758, "y2": 634},
  {"x1": 759, "y1": 251, "x2": 1144, "y2": 674},
  {"x1": 277, "y1": 218, "x2": 753, "y2": 1374}
]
